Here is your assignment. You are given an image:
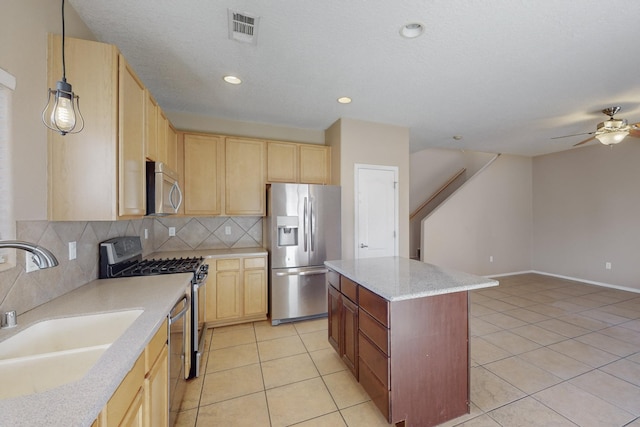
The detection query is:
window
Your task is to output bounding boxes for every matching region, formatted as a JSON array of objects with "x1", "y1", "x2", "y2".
[{"x1": 0, "y1": 68, "x2": 16, "y2": 270}]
